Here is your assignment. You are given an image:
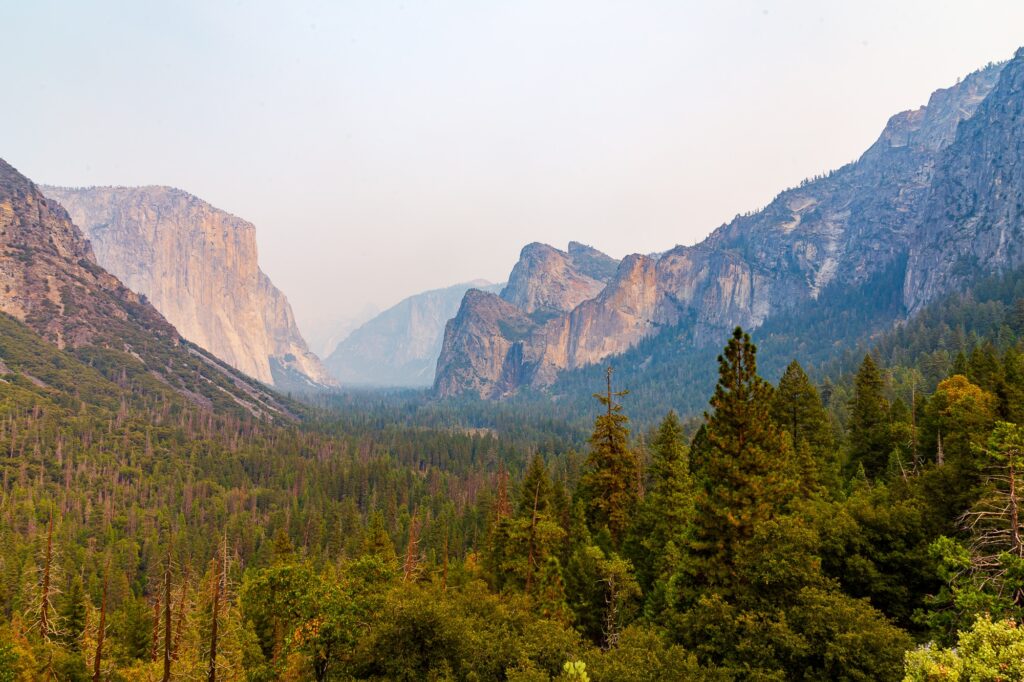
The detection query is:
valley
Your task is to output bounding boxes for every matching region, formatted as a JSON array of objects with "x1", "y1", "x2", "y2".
[{"x1": 2, "y1": 22, "x2": 1024, "y2": 682}]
